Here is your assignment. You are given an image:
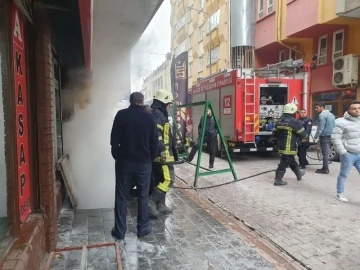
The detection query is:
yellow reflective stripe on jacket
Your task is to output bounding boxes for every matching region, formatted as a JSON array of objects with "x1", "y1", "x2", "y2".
[
  {"x1": 157, "y1": 165, "x2": 172, "y2": 192},
  {"x1": 157, "y1": 124, "x2": 164, "y2": 131},
  {"x1": 163, "y1": 123, "x2": 170, "y2": 146},
  {"x1": 286, "y1": 130, "x2": 291, "y2": 152},
  {"x1": 296, "y1": 127, "x2": 305, "y2": 134}
]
